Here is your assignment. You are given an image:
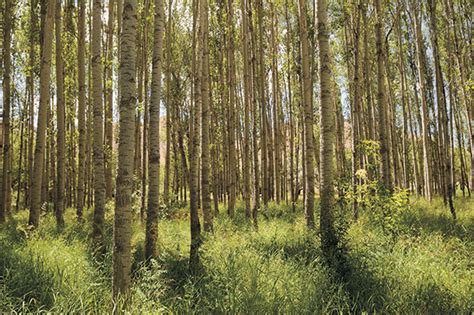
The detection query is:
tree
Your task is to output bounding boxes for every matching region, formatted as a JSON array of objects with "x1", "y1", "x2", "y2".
[
  {"x1": 113, "y1": 0, "x2": 138, "y2": 300},
  {"x1": 92, "y1": 0, "x2": 106, "y2": 245},
  {"x1": 0, "y1": 0, "x2": 12, "y2": 223},
  {"x1": 77, "y1": 0, "x2": 86, "y2": 220},
  {"x1": 145, "y1": 0, "x2": 164, "y2": 260},
  {"x1": 375, "y1": 0, "x2": 392, "y2": 192},
  {"x1": 317, "y1": 0, "x2": 338, "y2": 254},
  {"x1": 189, "y1": 0, "x2": 202, "y2": 270},
  {"x1": 201, "y1": 0, "x2": 212, "y2": 232},
  {"x1": 104, "y1": 0, "x2": 115, "y2": 200},
  {"x1": 29, "y1": 0, "x2": 56, "y2": 228},
  {"x1": 227, "y1": 0, "x2": 237, "y2": 217},
  {"x1": 412, "y1": 0, "x2": 433, "y2": 201},
  {"x1": 297, "y1": 0, "x2": 315, "y2": 229},
  {"x1": 241, "y1": 0, "x2": 251, "y2": 218},
  {"x1": 55, "y1": 0, "x2": 65, "y2": 227}
]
